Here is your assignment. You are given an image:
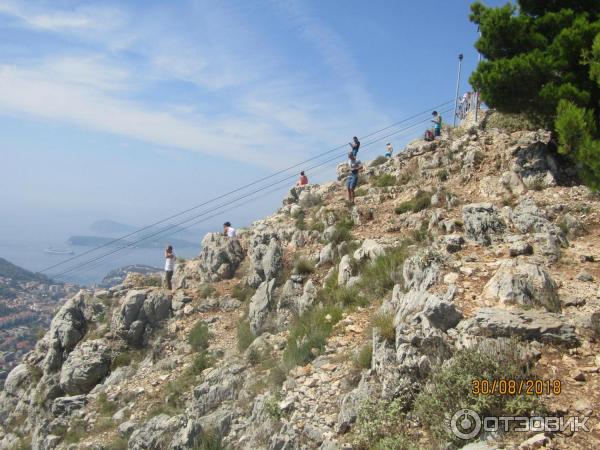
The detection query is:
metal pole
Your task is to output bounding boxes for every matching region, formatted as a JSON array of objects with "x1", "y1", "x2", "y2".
[
  {"x1": 475, "y1": 27, "x2": 482, "y2": 122},
  {"x1": 453, "y1": 53, "x2": 464, "y2": 127}
]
